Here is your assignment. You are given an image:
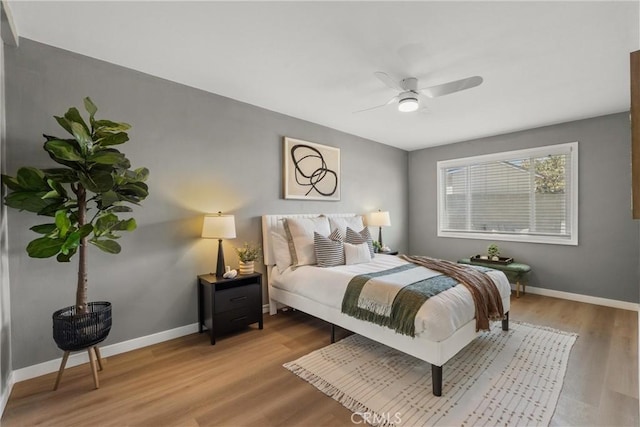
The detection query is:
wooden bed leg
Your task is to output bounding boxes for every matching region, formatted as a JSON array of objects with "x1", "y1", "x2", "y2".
[
  {"x1": 502, "y1": 311, "x2": 509, "y2": 331},
  {"x1": 330, "y1": 324, "x2": 336, "y2": 343},
  {"x1": 432, "y1": 364, "x2": 442, "y2": 396}
]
